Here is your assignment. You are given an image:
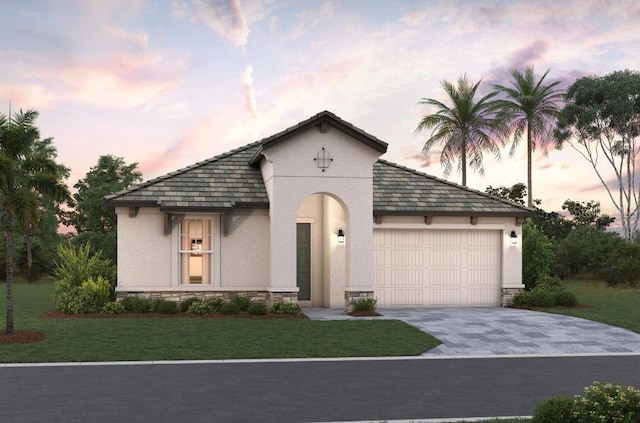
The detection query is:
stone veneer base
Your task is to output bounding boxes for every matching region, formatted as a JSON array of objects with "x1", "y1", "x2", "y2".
[
  {"x1": 117, "y1": 290, "x2": 297, "y2": 306},
  {"x1": 344, "y1": 290, "x2": 375, "y2": 313},
  {"x1": 501, "y1": 287, "x2": 524, "y2": 307}
]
